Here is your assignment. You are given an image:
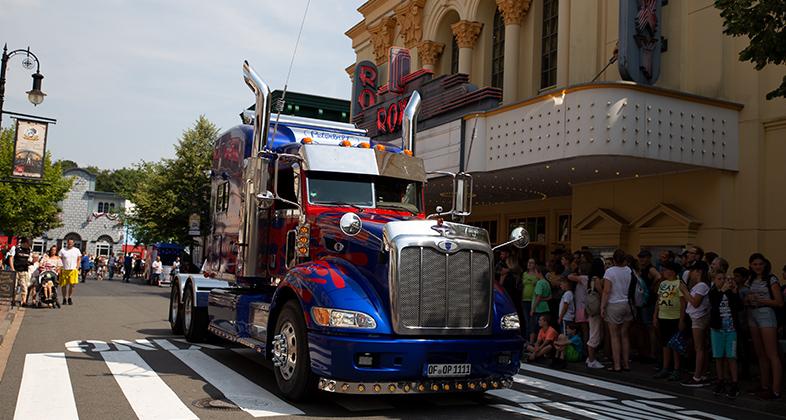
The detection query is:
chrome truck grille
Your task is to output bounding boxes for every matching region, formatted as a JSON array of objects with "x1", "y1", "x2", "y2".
[{"x1": 393, "y1": 245, "x2": 492, "y2": 335}]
